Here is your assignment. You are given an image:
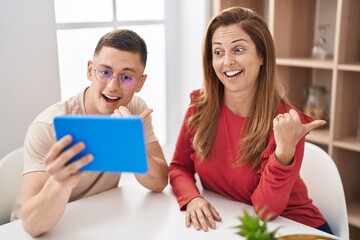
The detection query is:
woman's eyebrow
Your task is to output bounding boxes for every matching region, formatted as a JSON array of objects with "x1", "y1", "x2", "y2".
[
  {"x1": 231, "y1": 38, "x2": 248, "y2": 44},
  {"x1": 212, "y1": 38, "x2": 248, "y2": 46}
]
